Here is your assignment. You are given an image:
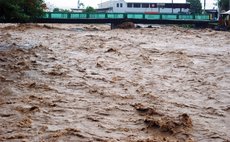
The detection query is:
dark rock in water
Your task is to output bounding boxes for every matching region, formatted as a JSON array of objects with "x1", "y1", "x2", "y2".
[
  {"x1": 117, "y1": 22, "x2": 135, "y2": 29},
  {"x1": 105, "y1": 48, "x2": 117, "y2": 53},
  {"x1": 136, "y1": 25, "x2": 141, "y2": 28},
  {"x1": 147, "y1": 25, "x2": 153, "y2": 28},
  {"x1": 43, "y1": 24, "x2": 52, "y2": 29}
]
